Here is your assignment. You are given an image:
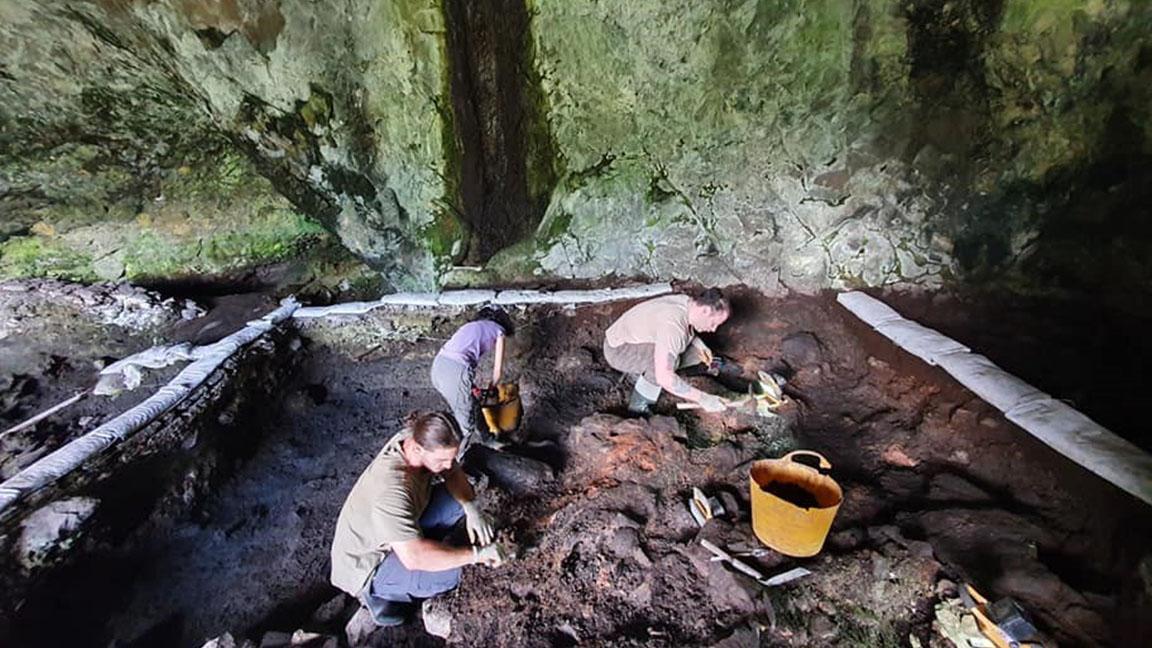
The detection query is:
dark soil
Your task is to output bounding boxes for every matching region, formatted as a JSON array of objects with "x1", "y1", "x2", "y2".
[
  {"x1": 761, "y1": 482, "x2": 821, "y2": 509},
  {"x1": 6, "y1": 285, "x2": 1152, "y2": 647},
  {"x1": 0, "y1": 284, "x2": 283, "y2": 481},
  {"x1": 873, "y1": 287, "x2": 1152, "y2": 452}
]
